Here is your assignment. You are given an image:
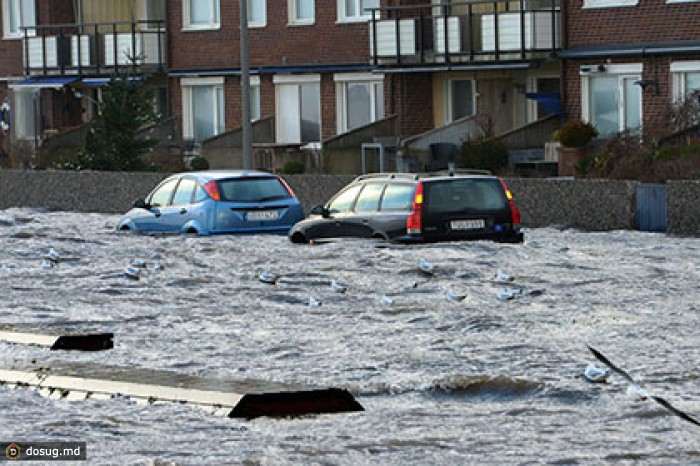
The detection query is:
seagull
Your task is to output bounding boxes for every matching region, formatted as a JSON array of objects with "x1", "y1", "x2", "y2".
[
  {"x1": 497, "y1": 287, "x2": 521, "y2": 301},
  {"x1": 130, "y1": 258, "x2": 147, "y2": 268},
  {"x1": 41, "y1": 259, "x2": 54, "y2": 270},
  {"x1": 45, "y1": 248, "x2": 60, "y2": 263},
  {"x1": 403, "y1": 281, "x2": 419, "y2": 291},
  {"x1": 124, "y1": 265, "x2": 141, "y2": 280},
  {"x1": 418, "y1": 258, "x2": 434, "y2": 275},
  {"x1": 587, "y1": 345, "x2": 700, "y2": 427},
  {"x1": 259, "y1": 271, "x2": 278, "y2": 285},
  {"x1": 330, "y1": 280, "x2": 348, "y2": 293},
  {"x1": 308, "y1": 296, "x2": 322, "y2": 307},
  {"x1": 446, "y1": 290, "x2": 466, "y2": 303},
  {"x1": 494, "y1": 269, "x2": 514, "y2": 283},
  {"x1": 584, "y1": 363, "x2": 610, "y2": 383},
  {"x1": 381, "y1": 295, "x2": 394, "y2": 306}
]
